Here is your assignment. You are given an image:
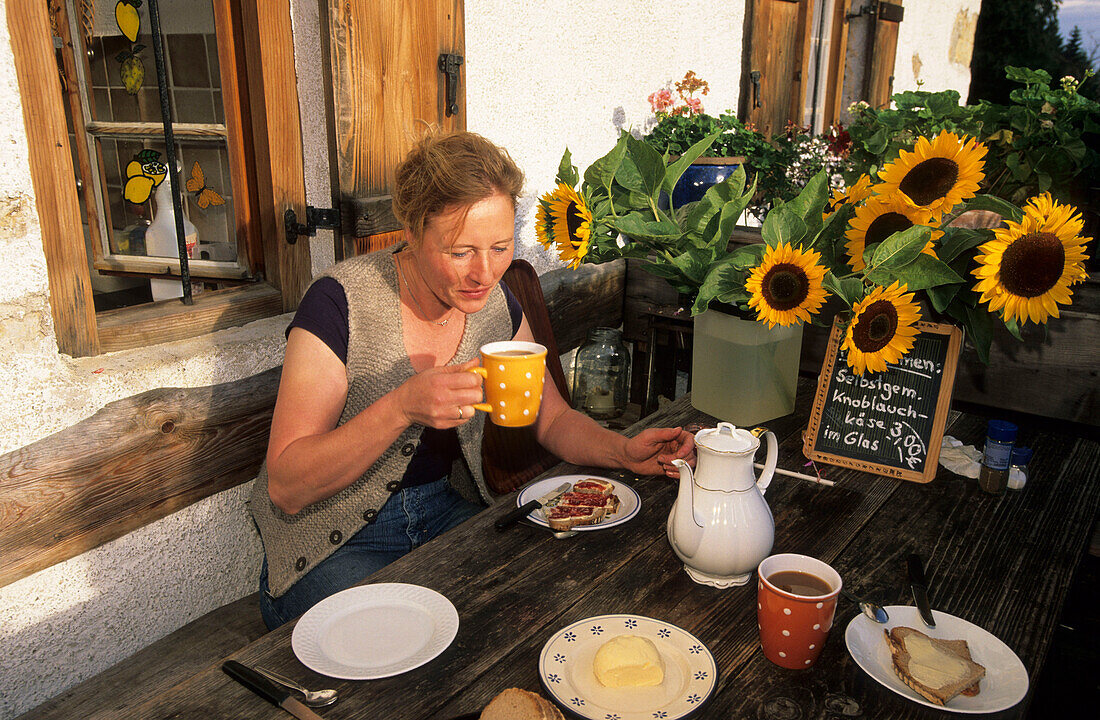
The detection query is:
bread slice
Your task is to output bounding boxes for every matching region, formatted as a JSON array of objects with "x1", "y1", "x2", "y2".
[
  {"x1": 546, "y1": 504, "x2": 606, "y2": 531},
  {"x1": 480, "y1": 688, "x2": 564, "y2": 720},
  {"x1": 884, "y1": 627, "x2": 985, "y2": 705},
  {"x1": 556, "y1": 491, "x2": 621, "y2": 514},
  {"x1": 572, "y1": 478, "x2": 615, "y2": 496}
]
